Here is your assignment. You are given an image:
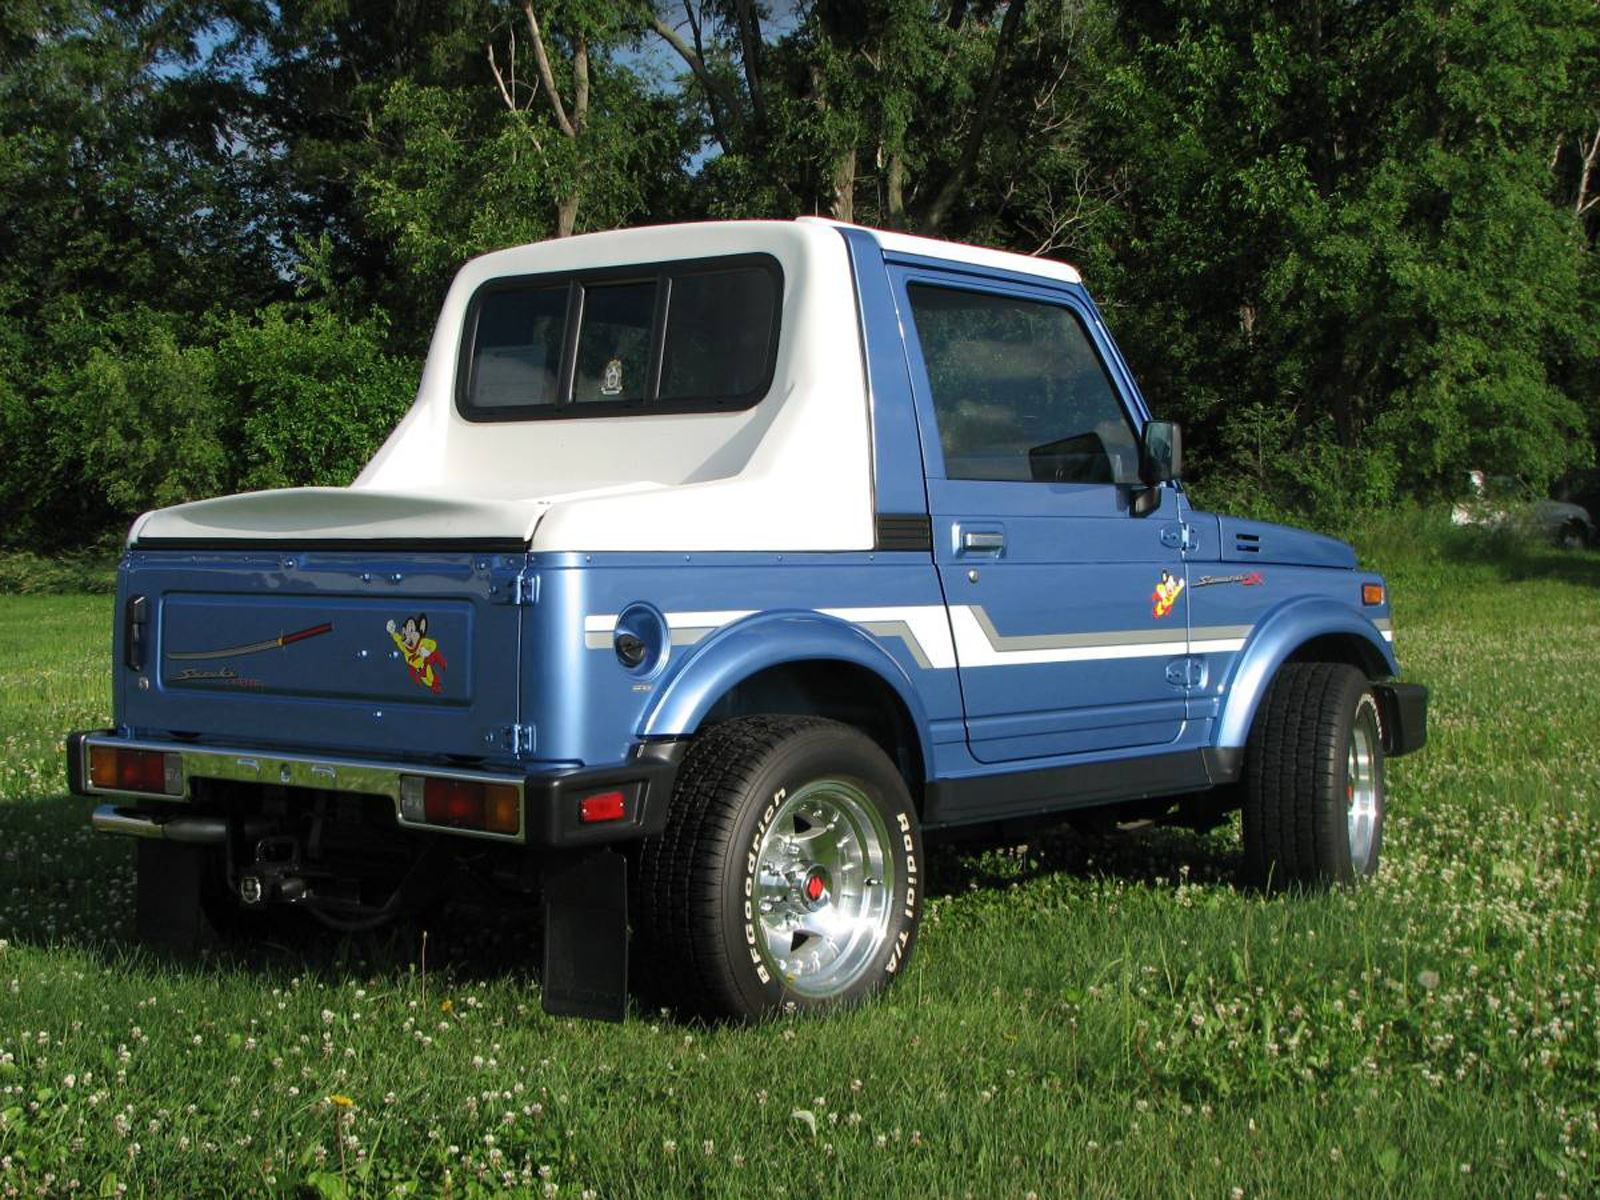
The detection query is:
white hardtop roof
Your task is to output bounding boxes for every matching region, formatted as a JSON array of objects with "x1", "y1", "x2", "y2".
[
  {"x1": 795, "y1": 216, "x2": 1083, "y2": 285},
  {"x1": 130, "y1": 219, "x2": 1083, "y2": 552},
  {"x1": 453, "y1": 216, "x2": 1084, "y2": 286}
]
